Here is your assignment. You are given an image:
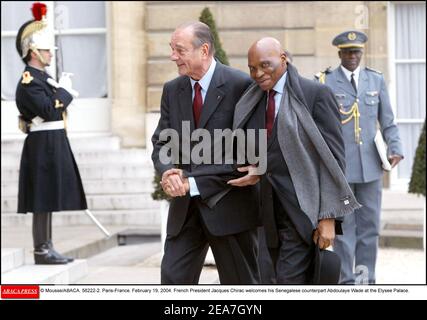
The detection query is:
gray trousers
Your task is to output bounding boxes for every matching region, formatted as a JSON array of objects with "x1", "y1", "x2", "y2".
[{"x1": 333, "y1": 179, "x2": 382, "y2": 284}]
